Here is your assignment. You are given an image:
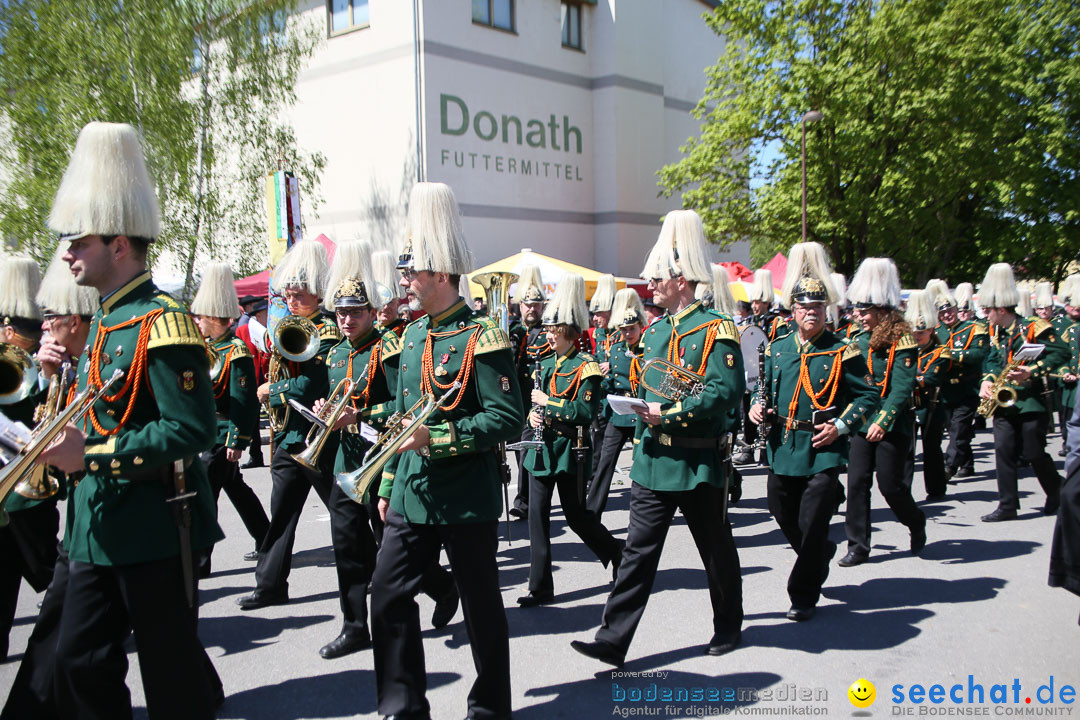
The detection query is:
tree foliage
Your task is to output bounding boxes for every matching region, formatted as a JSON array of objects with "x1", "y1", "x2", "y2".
[
  {"x1": 0, "y1": 0, "x2": 325, "y2": 290},
  {"x1": 660, "y1": 0, "x2": 1080, "y2": 286}
]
